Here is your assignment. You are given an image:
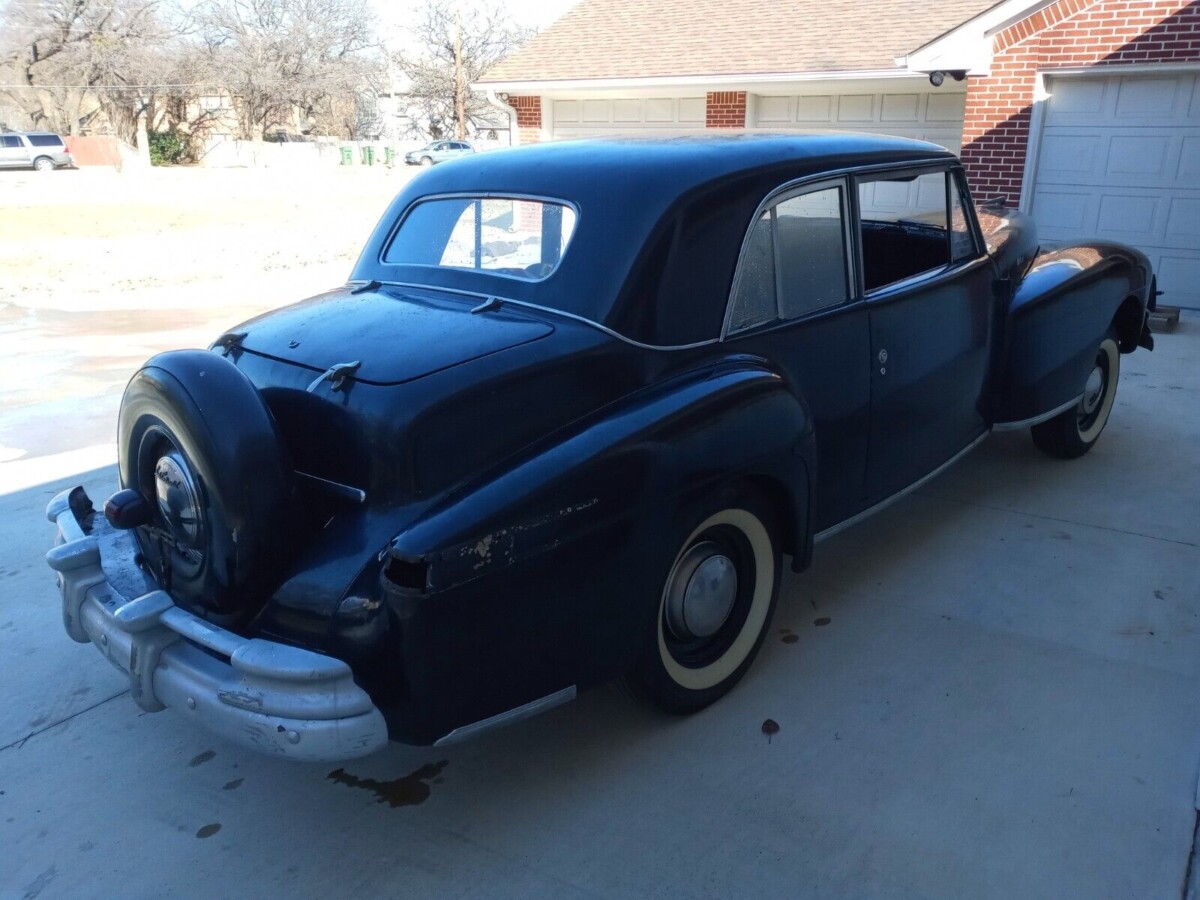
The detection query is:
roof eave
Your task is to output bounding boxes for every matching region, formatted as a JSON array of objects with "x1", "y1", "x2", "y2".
[
  {"x1": 898, "y1": 0, "x2": 1055, "y2": 76},
  {"x1": 473, "y1": 68, "x2": 935, "y2": 94}
]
